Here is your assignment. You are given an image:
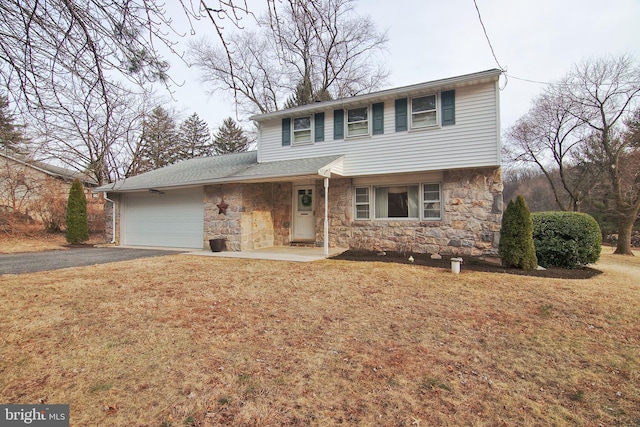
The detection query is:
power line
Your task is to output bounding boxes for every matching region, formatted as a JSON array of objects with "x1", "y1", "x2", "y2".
[
  {"x1": 507, "y1": 75, "x2": 551, "y2": 85},
  {"x1": 473, "y1": 0, "x2": 507, "y2": 73}
]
